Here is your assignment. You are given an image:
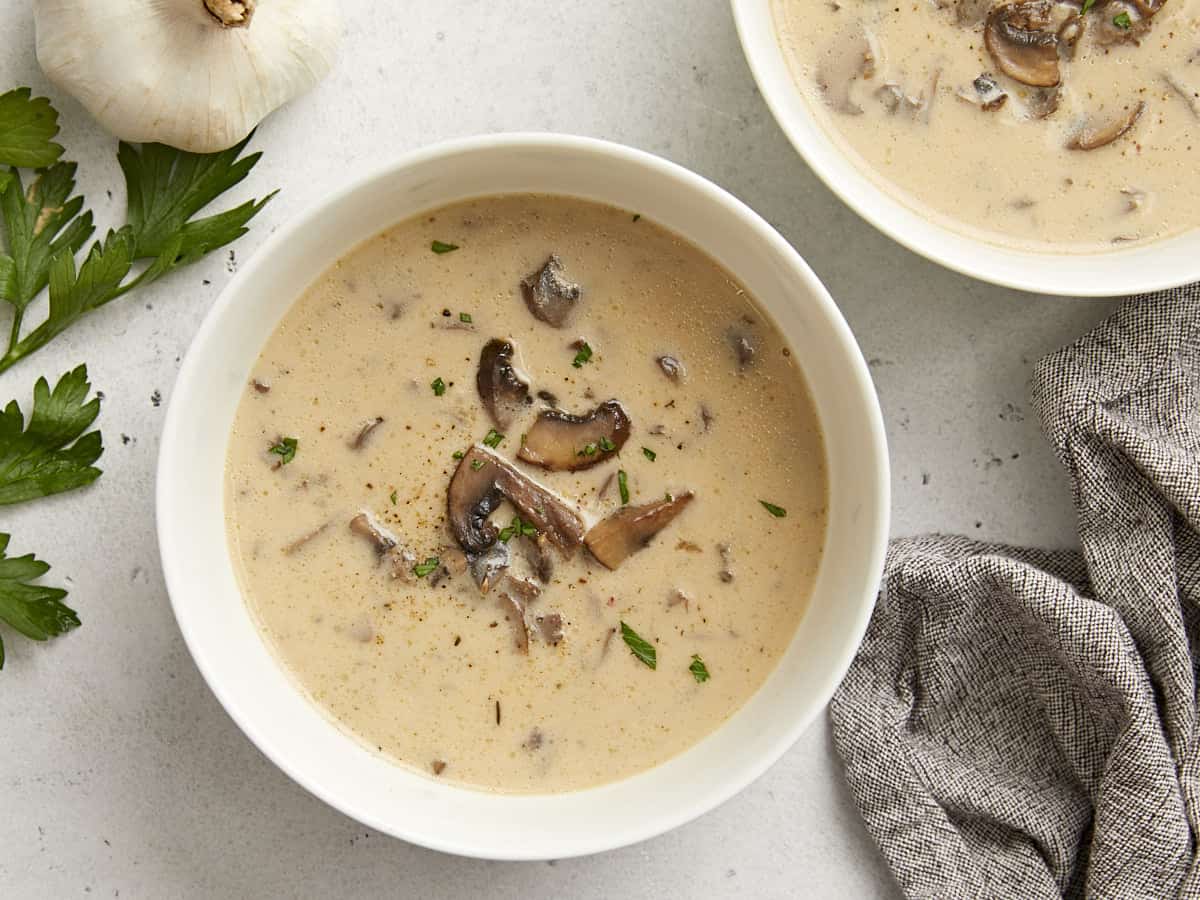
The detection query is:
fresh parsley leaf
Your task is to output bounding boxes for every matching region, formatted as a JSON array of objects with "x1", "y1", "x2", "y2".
[
  {"x1": 642, "y1": 446, "x2": 656, "y2": 461},
  {"x1": 389, "y1": 489, "x2": 398, "y2": 505},
  {"x1": 0, "y1": 88, "x2": 64, "y2": 169},
  {"x1": 431, "y1": 240, "x2": 458, "y2": 254},
  {"x1": 618, "y1": 469, "x2": 630, "y2": 505},
  {"x1": 0, "y1": 365, "x2": 103, "y2": 506},
  {"x1": 620, "y1": 621, "x2": 656, "y2": 669},
  {"x1": 459, "y1": 312, "x2": 472, "y2": 323},
  {"x1": 498, "y1": 525, "x2": 516, "y2": 542},
  {"x1": 571, "y1": 342, "x2": 593, "y2": 368},
  {"x1": 689, "y1": 654, "x2": 710, "y2": 683},
  {"x1": 1079, "y1": 0, "x2": 1097, "y2": 14},
  {"x1": 578, "y1": 442, "x2": 598, "y2": 457},
  {"x1": 759, "y1": 500, "x2": 787, "y2": 518},
  {"x1": 470, "y1": 458, "x2": 485, "y2": 471},
  {"x1": 269, "y1": 436, "x2": 297, "y2": 465},
  {"x1": 0, "y1": 164, "x2": 94, "y2": 312},
  {"x1": 482, "y1": 428, "x2": 504, "y2": 448},
  {"x1": 598, "y1": 436, "x2": 616, "y2": 452},
  {"x1": 0, "y1": 533, "x2": 79, "y2": 669},
  {"x1": 1113, "y1": 10, "x2": 1132, "y2": 26},
  {"x1": 117, "y1": 137, "x2": 274, "y2": 270},
  {"x1": 431, "y1": 377, "x2": 446, "y2": 396},
  {"x1": 452, "y1": 449, "x2": 465, "y2": 460},
  {"x1": 413, "y1": 557, "x2": 440, "y2": 578}
]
